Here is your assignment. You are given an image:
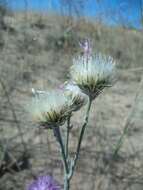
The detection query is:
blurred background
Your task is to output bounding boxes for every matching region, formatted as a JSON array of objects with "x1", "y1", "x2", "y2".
[{"x1": 0, "y1": 0, "x2": 143, "y2": 189}]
